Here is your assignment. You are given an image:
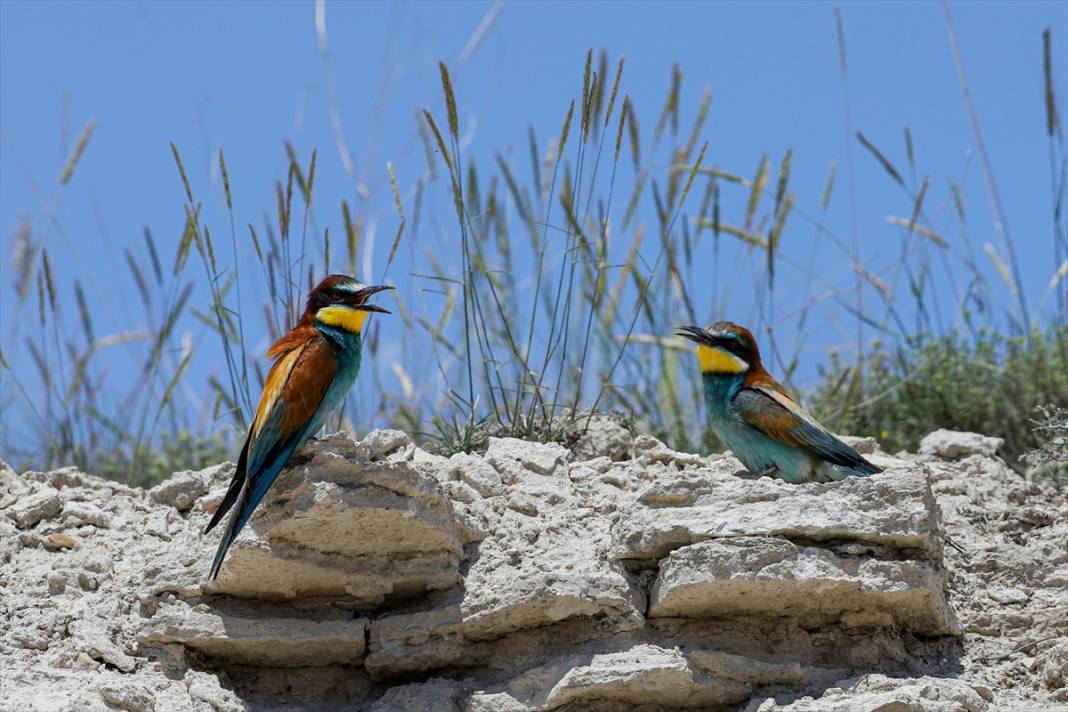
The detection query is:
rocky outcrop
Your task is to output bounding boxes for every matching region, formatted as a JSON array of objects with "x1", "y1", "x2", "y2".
[{"x1": 1, "y1": 423, "x2": 1065, "y2": 711}]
